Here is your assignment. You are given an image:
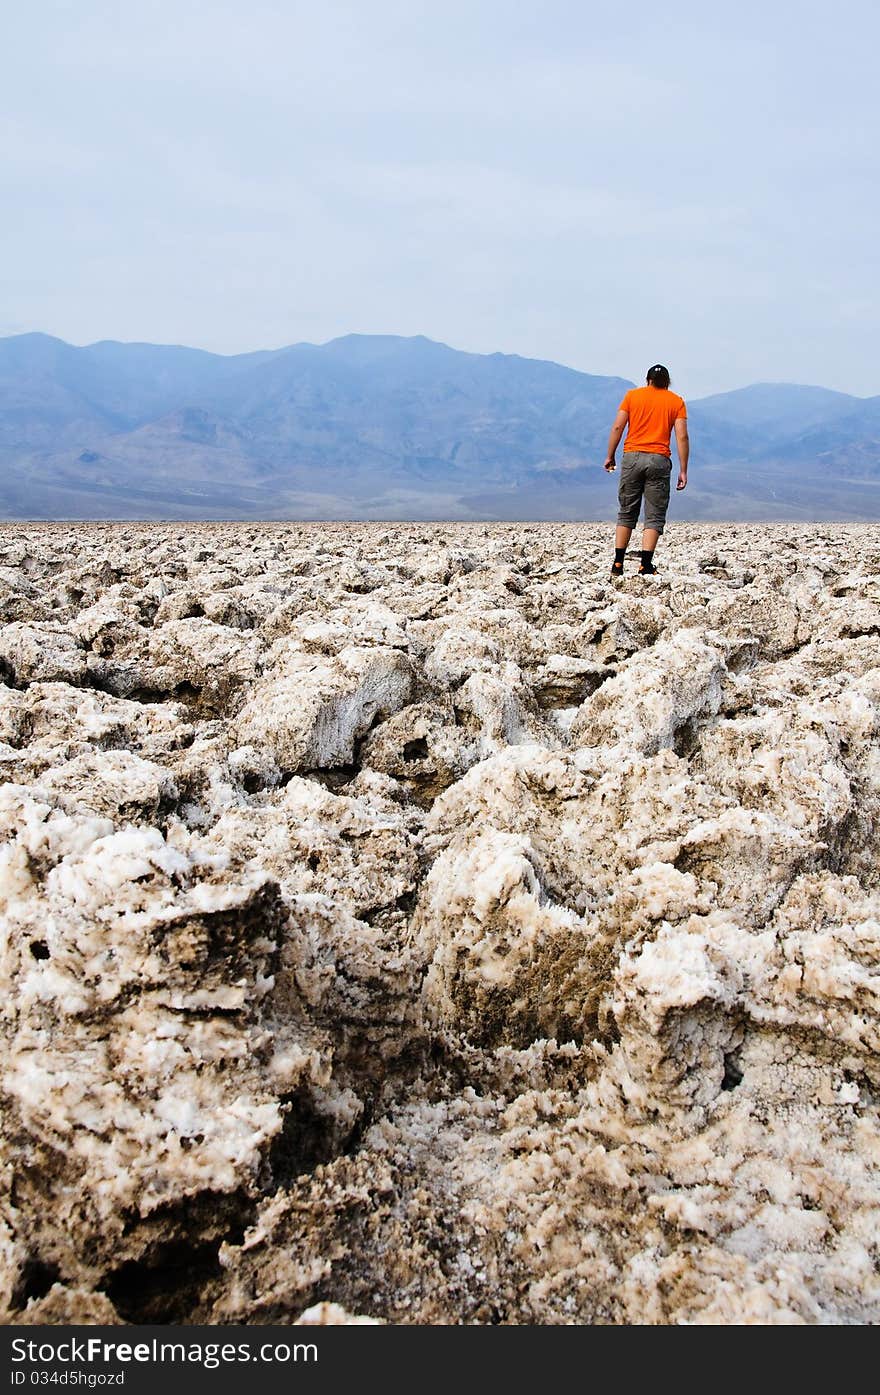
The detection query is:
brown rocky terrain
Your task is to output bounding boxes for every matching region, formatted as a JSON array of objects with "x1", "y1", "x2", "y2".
[{"x1": 1, "y1": 520, "x2": 878, "y2": 1325}]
